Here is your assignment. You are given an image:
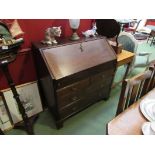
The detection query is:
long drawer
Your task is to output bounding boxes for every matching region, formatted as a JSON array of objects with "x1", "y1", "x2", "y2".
[
  {"x1": 59, "y1": 85, "x2": 109, "y2": 119},
  {"x1": 56, "y1": 69, "x2": 114, "y2": 108},
  {"x1": 56, "y1": 78, "x2": 90, "y2": 97}
]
